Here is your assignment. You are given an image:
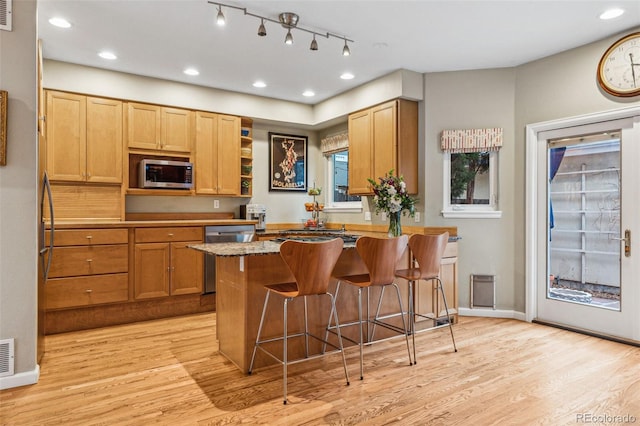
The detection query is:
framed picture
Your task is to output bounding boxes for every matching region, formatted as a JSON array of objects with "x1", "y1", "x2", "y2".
[
  {"x1": 0, "y1": 90, "x2": 7, "y2": 166},
  {"x1": 268, "y1": 132, "x2": 307, "y2": 191}
]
